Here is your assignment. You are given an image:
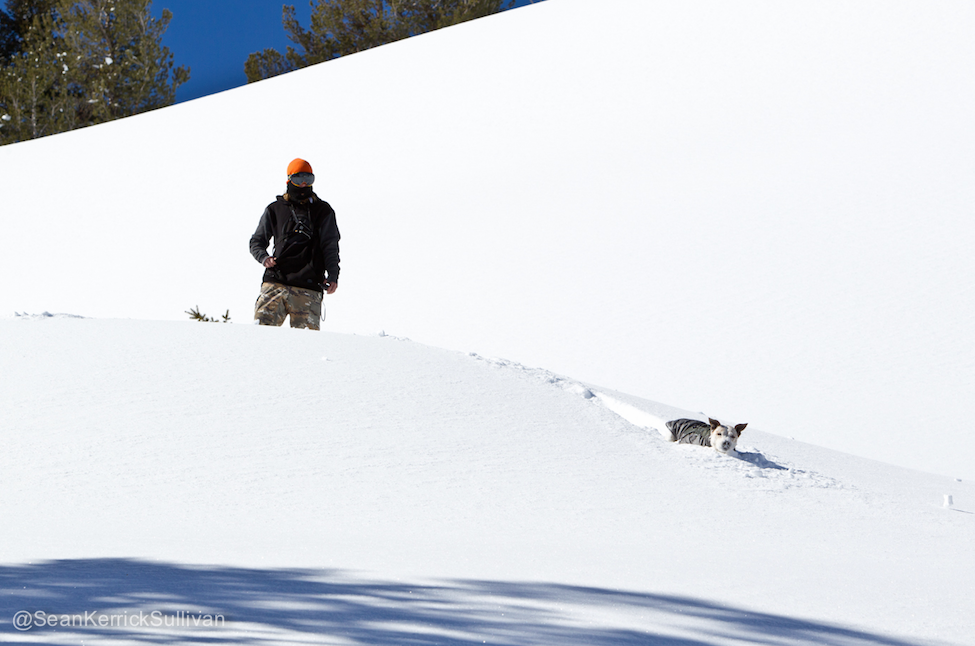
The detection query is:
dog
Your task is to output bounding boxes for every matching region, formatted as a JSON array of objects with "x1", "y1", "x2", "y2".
[{"x1": 665, "y1": 418, "x2": 747, "y2": 455}]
